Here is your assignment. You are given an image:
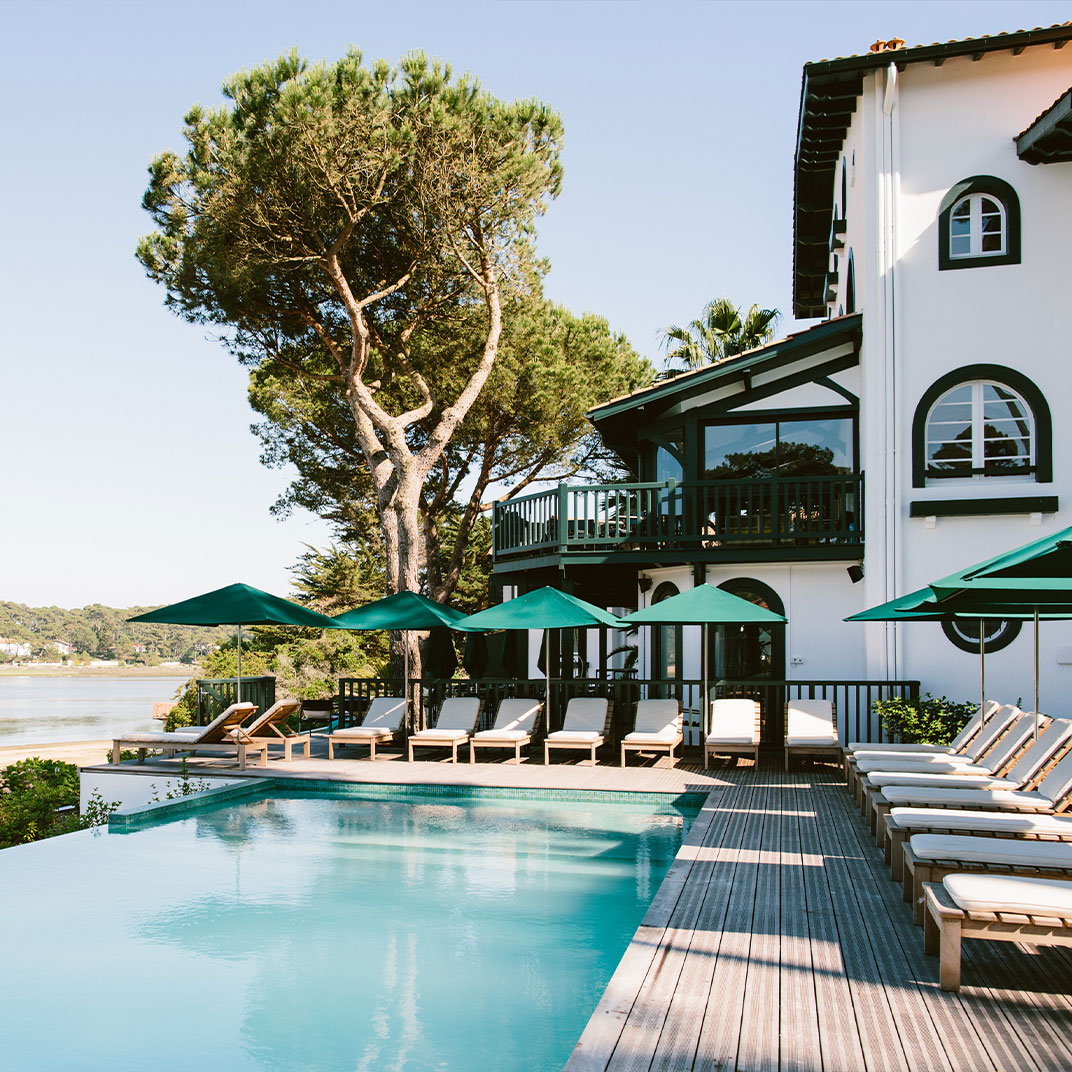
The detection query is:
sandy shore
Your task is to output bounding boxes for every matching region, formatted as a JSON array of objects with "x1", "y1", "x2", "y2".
[
  {"x1": 0, "y1": 665, "x2": 198, "y2": 678},
  {"x1": 0, "y1": 739, "x2": 113, "y2": 767}
]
